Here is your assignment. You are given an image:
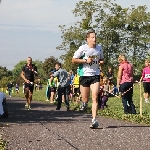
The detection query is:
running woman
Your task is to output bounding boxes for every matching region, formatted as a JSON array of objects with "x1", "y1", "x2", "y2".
[
  {"x1": 21, "y1": 57, "x2": 38, "y2": 110},
  {"x1": 72, "y1": 29, "x2": 104, "y2": 128},
  {"x1": 140, "y1": 59, "x2": 150, "y2": 103}
]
